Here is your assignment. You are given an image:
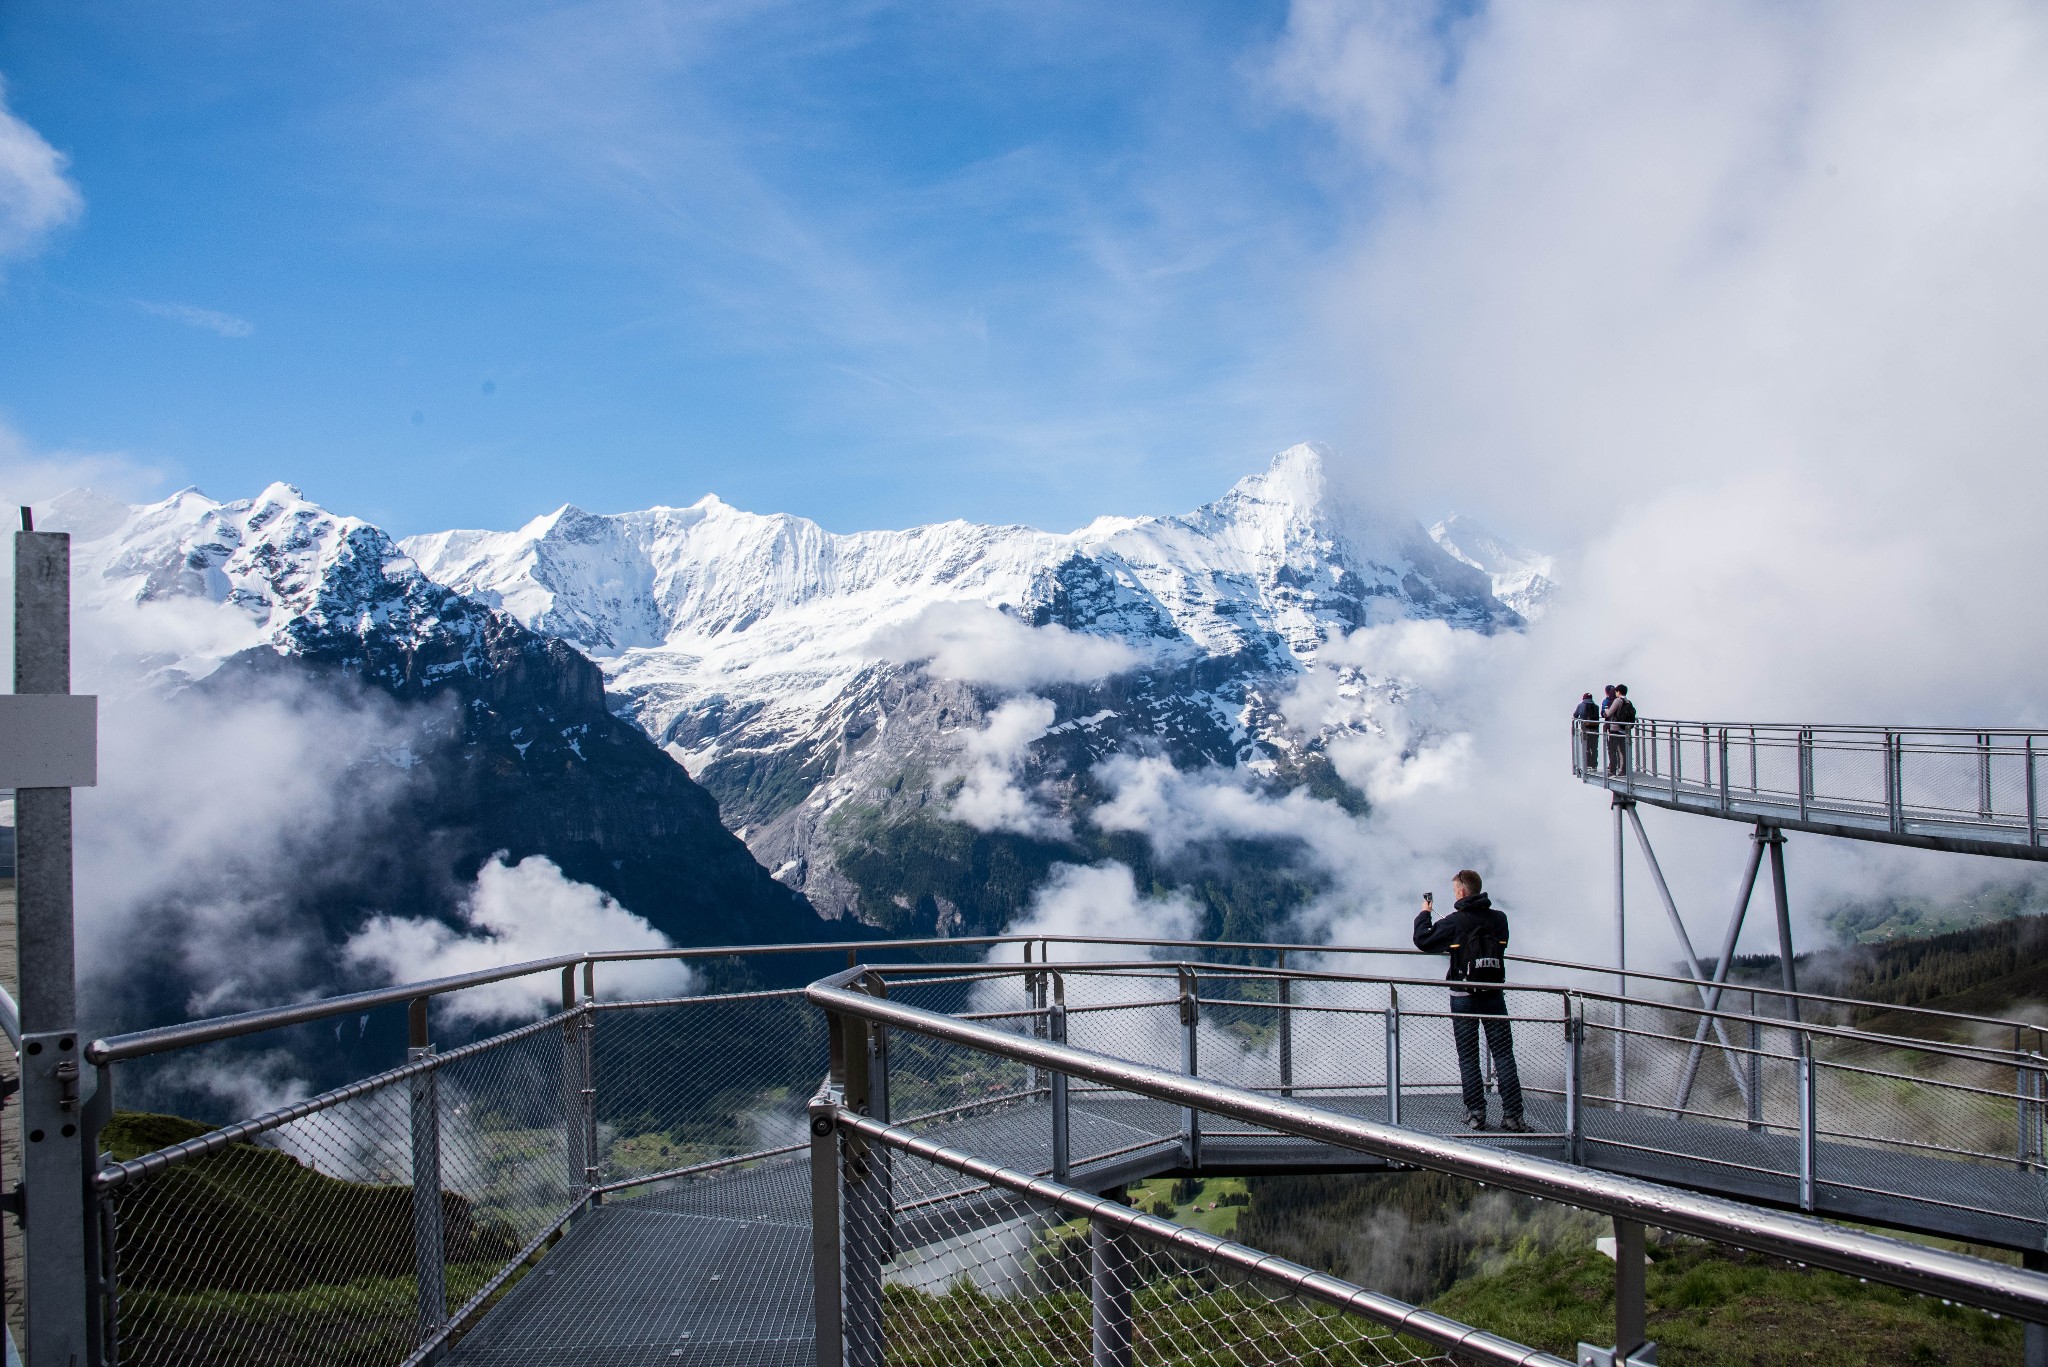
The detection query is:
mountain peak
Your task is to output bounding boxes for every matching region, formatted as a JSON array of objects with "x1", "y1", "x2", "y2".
[{"x1": 1226, "y1": 443, "x2": 1331, "y2": 516}]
